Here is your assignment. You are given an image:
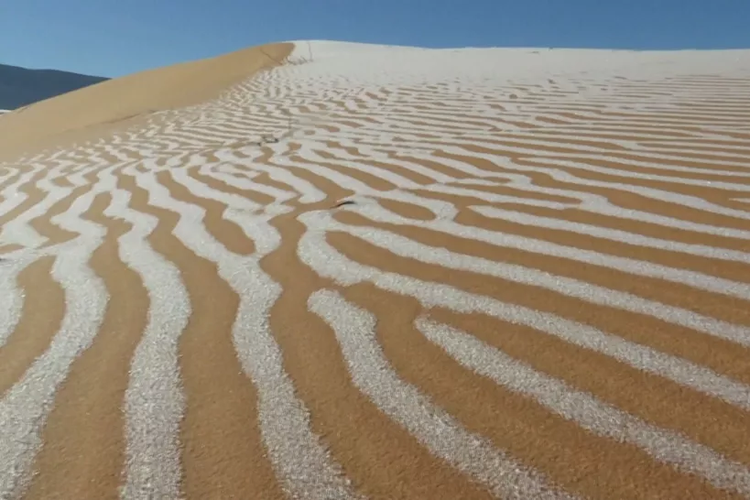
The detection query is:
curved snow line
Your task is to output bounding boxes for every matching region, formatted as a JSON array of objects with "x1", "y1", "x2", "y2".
[
  {"x1": 101, "y1": 171, "x2": 189, "y2": 500},
  {"x1": 0, "y1": 166, "x2": 43, "y2": 221},
  {"x1": 0, "y1": 257, "x2": 33, "y2": 349},
  {"x1": 327, "y1": 210, "x2": 750, "y2": 349},
  {"x1": 0, "y1": 169, "x2": 111, "y2": 499},
  {"x1": 133, "y1": 167, "x2": 360, "y2": 500},
  {"x1": 416, "y1": 319, "x2": 750, "y2": 498},
  {"x1": 310, "y1": 289, "x2": 578, "y2": 500},
  {"x1": 298, "y1": 209, "x2": 750, "y2": 412},
  {"x1": 351, "y1": 202, "x2": 750, "y2": 301},
  {"x1": 0, "y1": 161, "x2": 84, "y2": 248},
  {"x1": 473, "y1": 205, "x2": 750, "y2": 264}
]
